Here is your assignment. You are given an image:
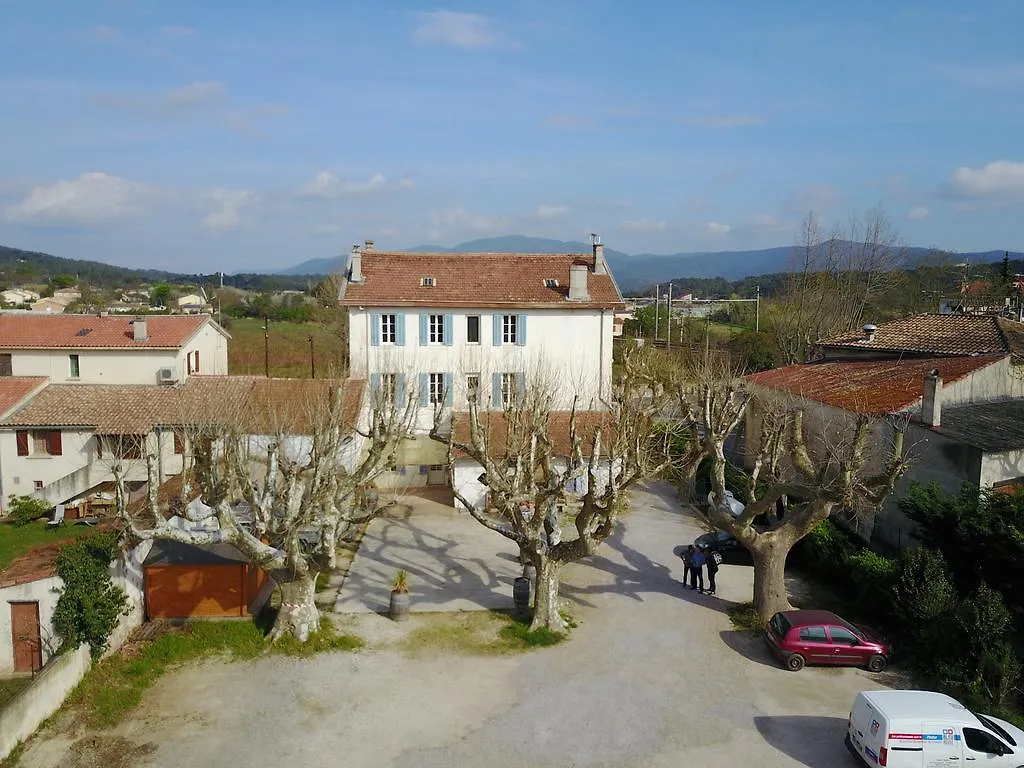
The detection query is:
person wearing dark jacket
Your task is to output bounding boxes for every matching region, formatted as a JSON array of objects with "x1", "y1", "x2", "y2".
[
  {"x1": 705, "y1": 547, "x2": 719, "y2": 595},
  {"x1": 680, "y1": 545, "x2": 695, "y2": 588},
  {"x1": 689, "y1": 546, "x2": 706, "y2": 592}
]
